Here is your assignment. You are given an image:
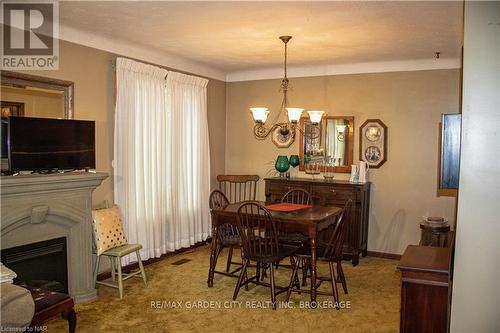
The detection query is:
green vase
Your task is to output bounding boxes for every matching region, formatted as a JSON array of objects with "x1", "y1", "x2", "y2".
[
  {"x1": 275, "y1": 155, "x2": 290, "y2": 175},
  {"x1": 289, "y1": 155, "x2": 300, "y2": 168}
]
